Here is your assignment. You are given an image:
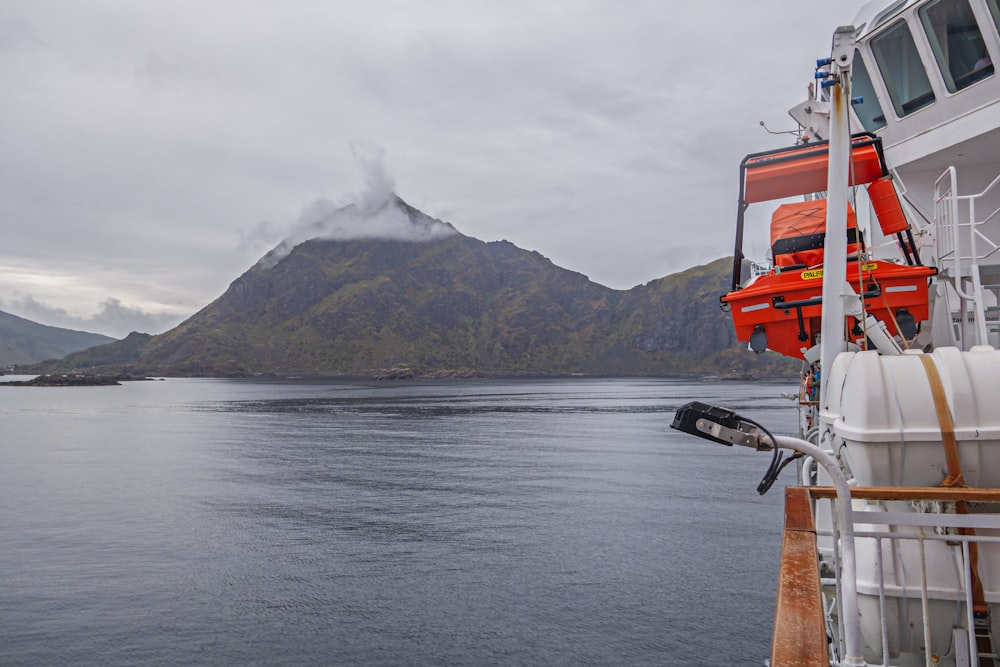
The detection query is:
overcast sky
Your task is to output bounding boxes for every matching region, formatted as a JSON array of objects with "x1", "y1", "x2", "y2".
[{"x1": 1, "y1": 0, "x2": 871, "y2": 338}]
